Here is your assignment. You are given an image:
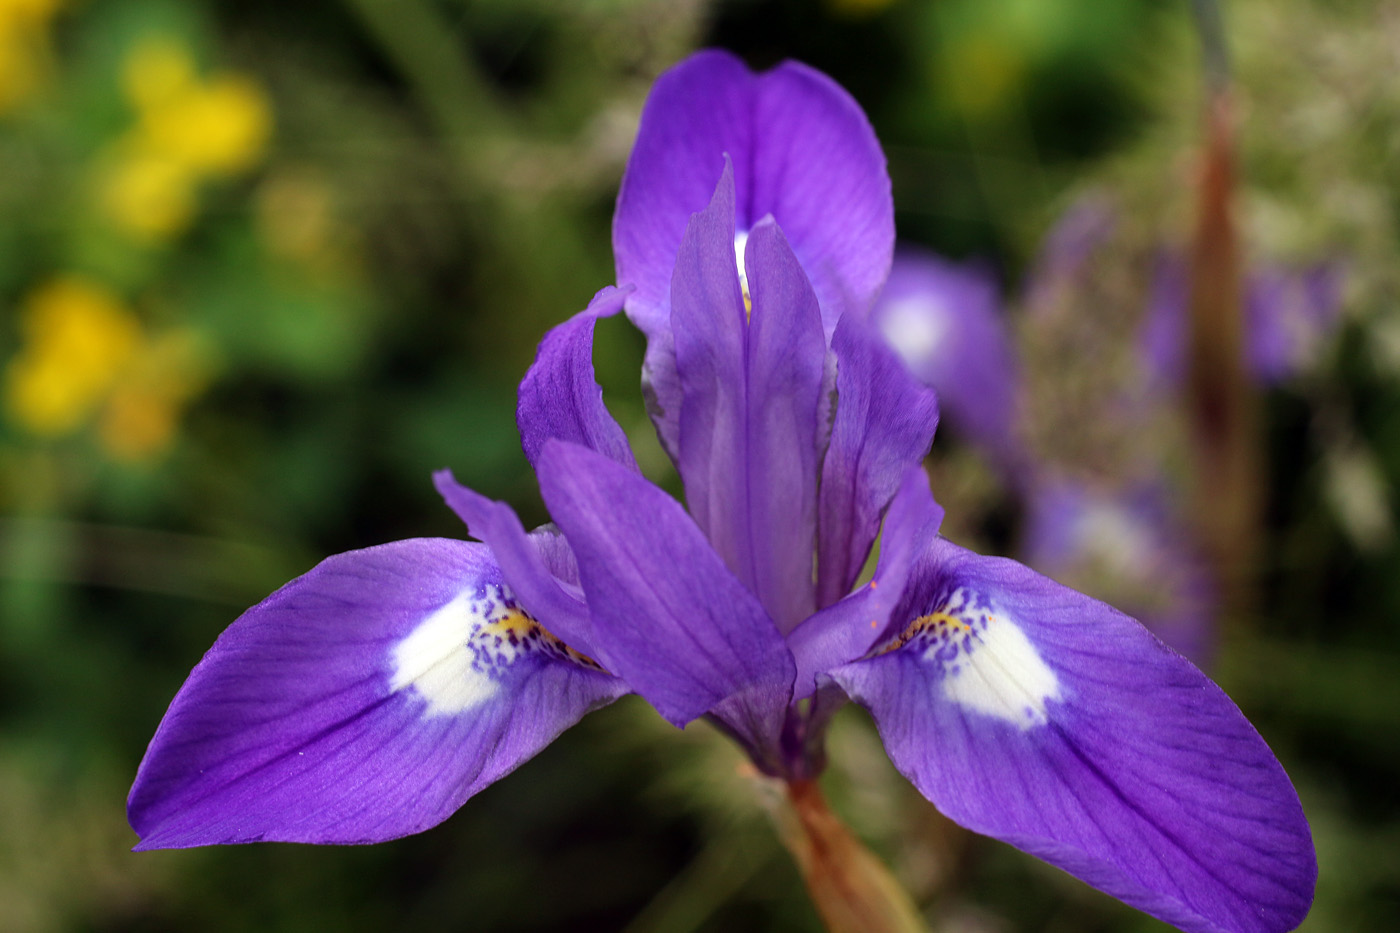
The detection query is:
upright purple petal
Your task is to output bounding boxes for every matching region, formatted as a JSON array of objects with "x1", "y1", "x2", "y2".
[
  {"x1": 737, "y1": 219, "x2": 827, "y2": 626},
  {"x1": 870, "y1": 250, "x2": 1014, "y2": 465},
  {"x1": 129, "y1": 539, "x2": 626, "y2": 849},
  {"x1": 790, "y1": 465, "x2": 944, "y2": 698},
  {"x1": 614, "y1": 49, "x2": 893, "y2": 335},
  {"x1": 613, "y1": 50, "x2": 753, "y2": 341},
  {"x1": 671, "y1": 172, "x2": 826, "y2": 630},
  {"x1": 434, "y1": 470, "x2": 601, "y2": 663},
  {"x1": 517, "y1": 285, "x2": 639, "y2": 472},
  {"x1": 750, "y1": 60, "x2": 894, "y2": 330},
  {"x1": 831, "y1": 538, "x2": 1315, "y2": 933},
  {"x1": 536, "y1": 440, "x2": 794, "y2": 760},
  {"x1": 817, "y1": 310, "x2": 940, "y2": 607}
]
